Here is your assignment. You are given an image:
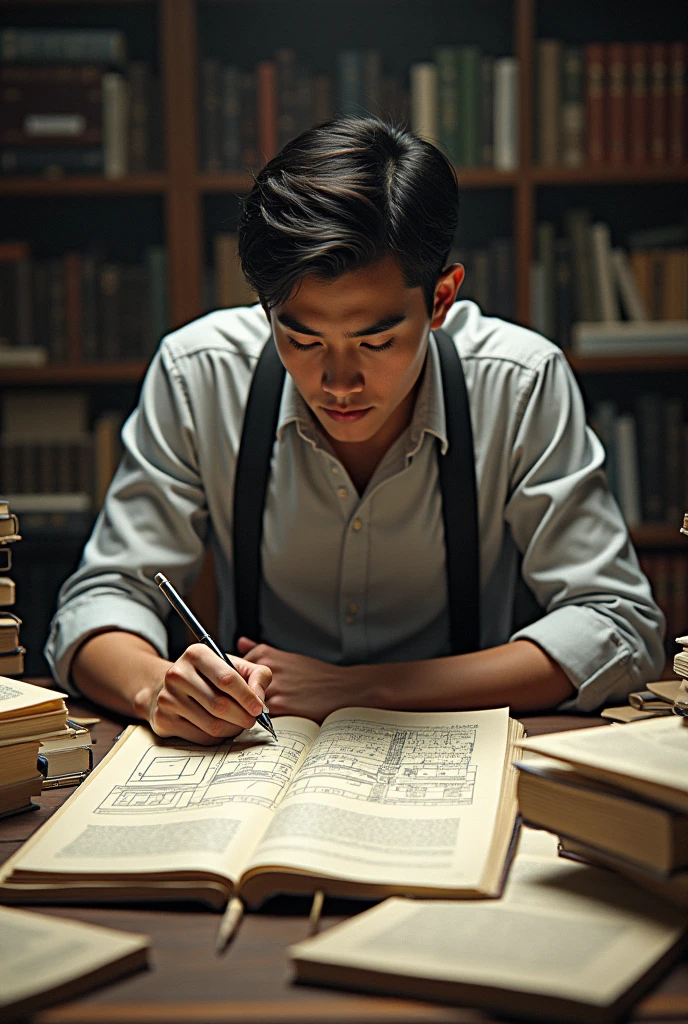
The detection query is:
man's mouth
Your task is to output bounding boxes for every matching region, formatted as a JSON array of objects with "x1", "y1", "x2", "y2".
[{"x1": 322, "y1": 407, "x2": 372, "y2": 423}]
